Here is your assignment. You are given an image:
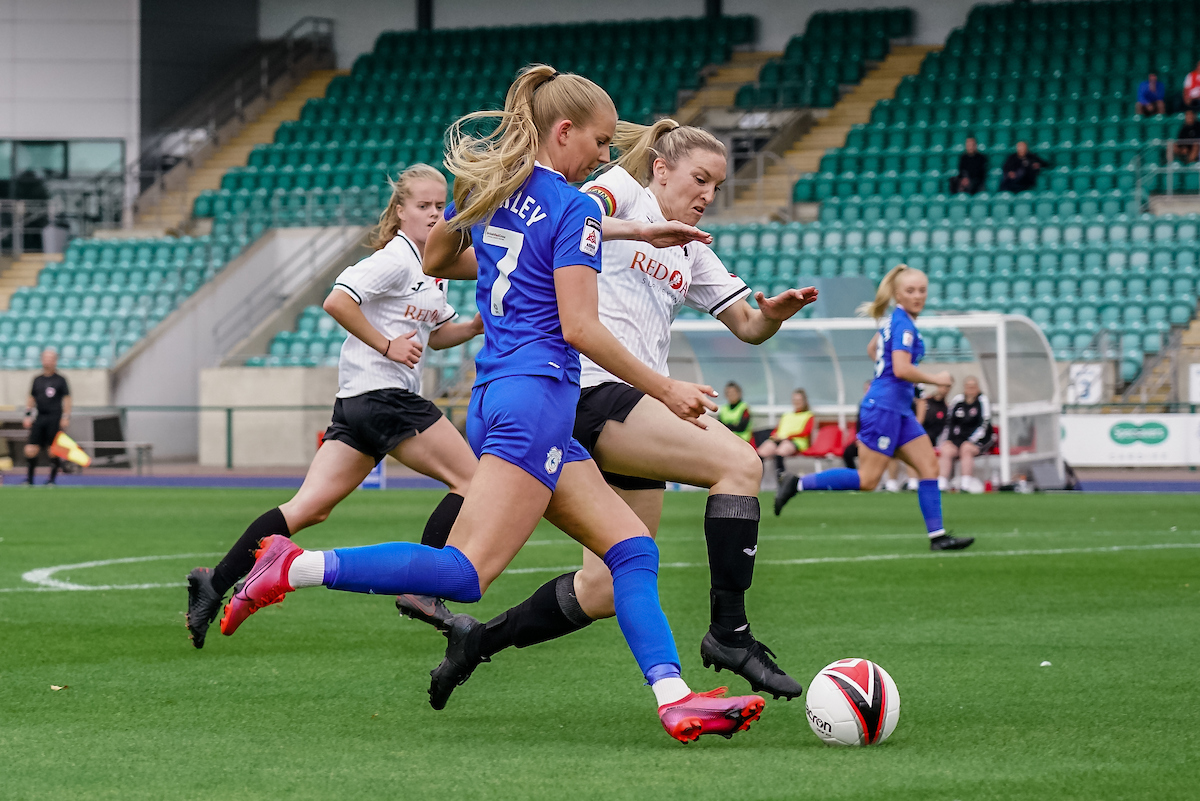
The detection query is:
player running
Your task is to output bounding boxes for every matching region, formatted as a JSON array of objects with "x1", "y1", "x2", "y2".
[
  {"x1": 185, "y1": 164, "x2": 483, "y2": 648},
  {"x1": 219, "y1": 65, "x2": 766, "y2": 742},
  {"x1": 408, "y1": 120, "x2": 818, "y2": 709},
  {"x1": 774, "y1": 264, "x2": 975, "y2": 551}
]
